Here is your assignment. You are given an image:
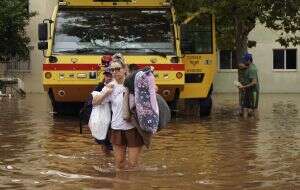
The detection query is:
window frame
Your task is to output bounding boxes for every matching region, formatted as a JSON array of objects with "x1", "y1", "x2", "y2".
[
  {"x1": 218, "y1": 49, "x2": 238, "y2": 72},
  {"x1": 180, "y1": 14, "x2": 213, "y2": 54},
  {"x1": 272, "y1": 48, "x2": 297, "y2": 72}
]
